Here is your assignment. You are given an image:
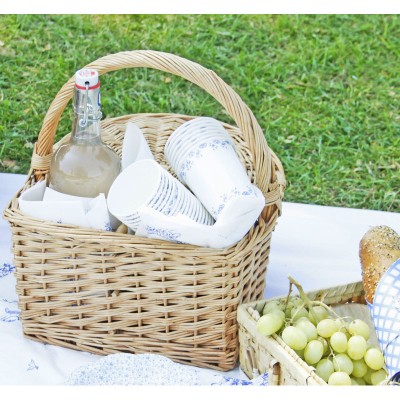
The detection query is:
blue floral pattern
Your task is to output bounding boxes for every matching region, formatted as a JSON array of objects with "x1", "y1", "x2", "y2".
[
  {"x1": 213, "y1": 373, "x2": 269, "y2": 386},
  {"x1": 145, "y1": 226, "x2": 183, "y2": 243},
  {"x1": 0, "y1": 263, "x2": 15, "y2": 278},
  {"x1": 27, "y1": 359, "x2": 39, "y2": 371},
  {"x1": 0, "y1": 307, "x2": 20, "y2": 322},
  {"x1": 178, "y1": 139, "x2": 232, "y2": 180},
  {"x1": 65, "y1": 353, "x2": 269, "y2": 386},
  {"x1": 0, "y1": 298, "x2": 20, "y2": 322},
  {"x1": 210, "y1": 185, "x2": 258, "y2": 219}
]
